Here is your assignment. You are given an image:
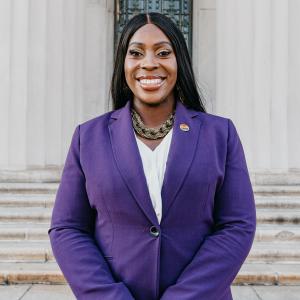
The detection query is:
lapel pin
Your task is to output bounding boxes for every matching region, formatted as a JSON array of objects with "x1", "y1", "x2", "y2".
[{"x1": 180, "y1": 123, "x2": 190, "y2": 132}]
